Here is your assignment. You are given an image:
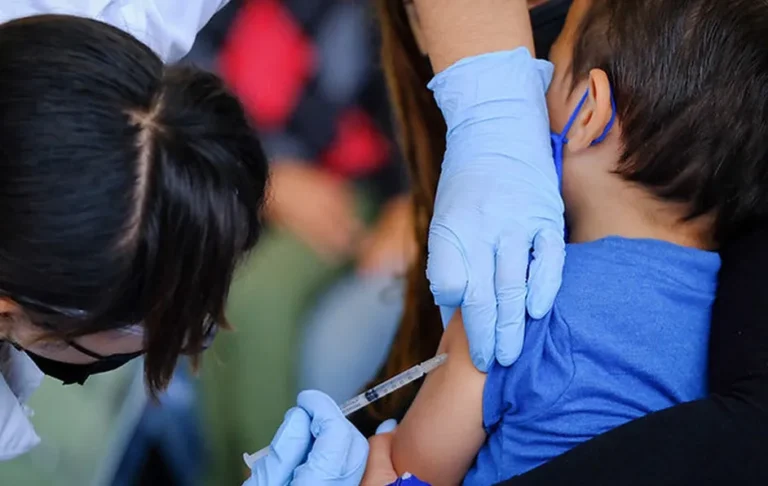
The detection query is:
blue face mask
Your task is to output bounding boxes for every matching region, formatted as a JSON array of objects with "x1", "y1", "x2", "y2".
[{"x1": 550, "y1": 89, "x2": 617, "y2": 187}]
